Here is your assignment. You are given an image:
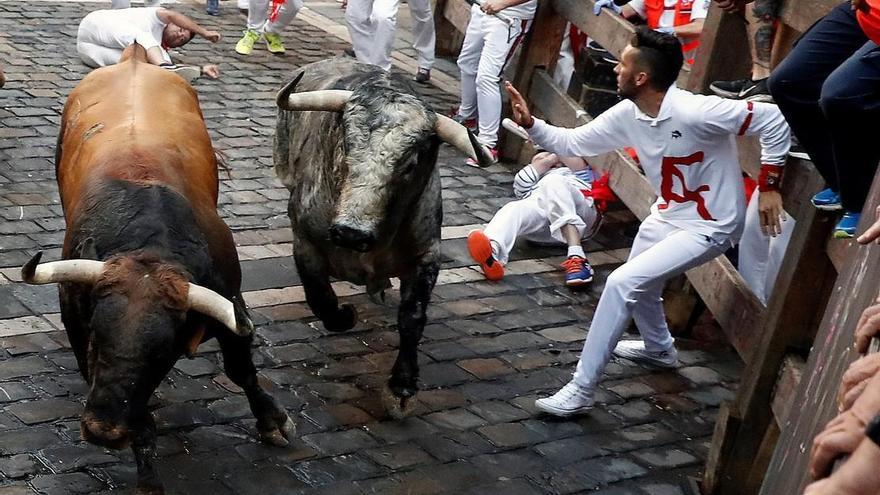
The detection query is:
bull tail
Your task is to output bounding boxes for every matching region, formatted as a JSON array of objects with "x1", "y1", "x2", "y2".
[
  {"x1": 276, "y1": 71, "x2": 305, "y2": 109},
  {"x1": 119, "y1": 43, "x2": 149, "y2": 64}
]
